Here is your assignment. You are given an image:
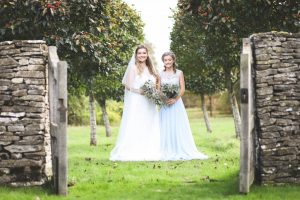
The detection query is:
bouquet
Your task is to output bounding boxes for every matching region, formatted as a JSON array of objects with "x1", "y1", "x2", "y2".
[
  {"x1": 140, "y1": 80, "x2": 164, "y2": 106},
  {"x1": 161, "y1": 83, "x2": 180, "y2": 99}
]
